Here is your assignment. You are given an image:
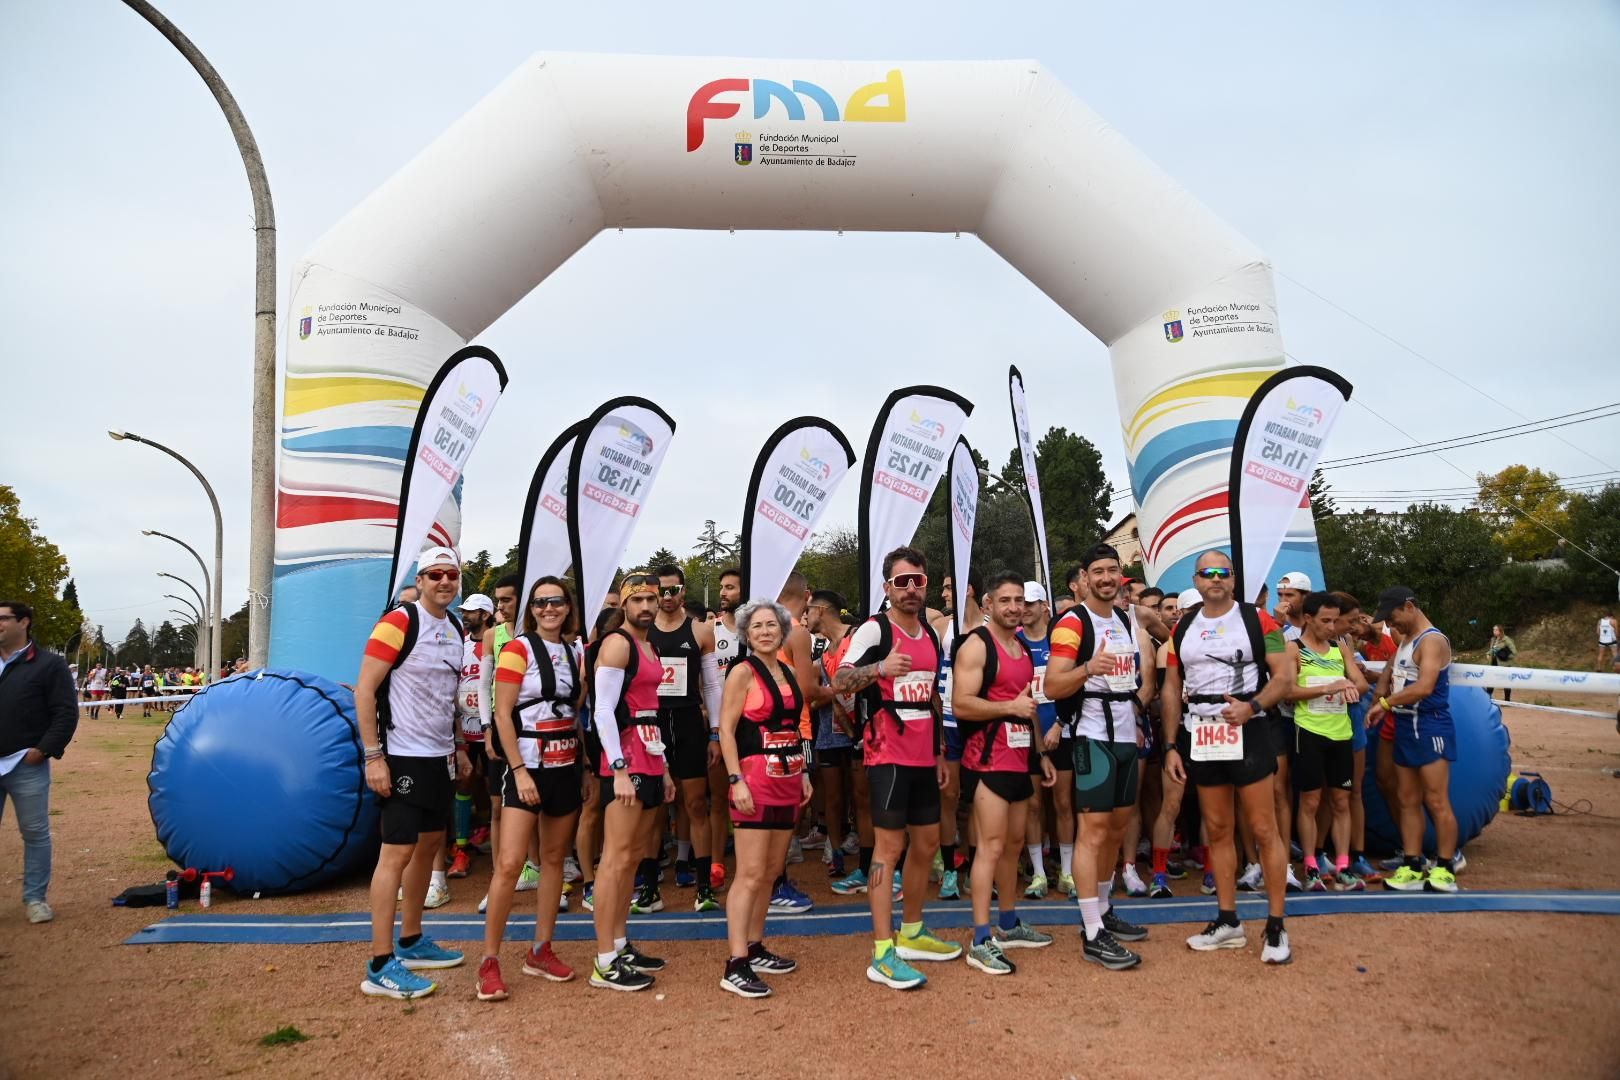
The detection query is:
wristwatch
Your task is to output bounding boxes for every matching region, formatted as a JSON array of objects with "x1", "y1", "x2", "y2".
[
  {"x1": 610, "y1": 757, "x2": 628, "y2": 772},
  {"x1": 728, "y1": 773, "x2": 743, "y2": 785}
]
